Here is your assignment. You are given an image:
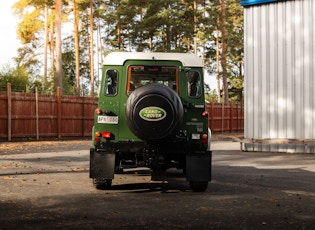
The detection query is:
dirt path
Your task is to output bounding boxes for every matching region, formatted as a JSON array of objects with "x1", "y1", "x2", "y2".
[
  {"x1": 0, "y1": 139, "x2": 91, "y2": 155},
  {"x1": 0, "y1": 133, "x2": 243, "y2": 155}
]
